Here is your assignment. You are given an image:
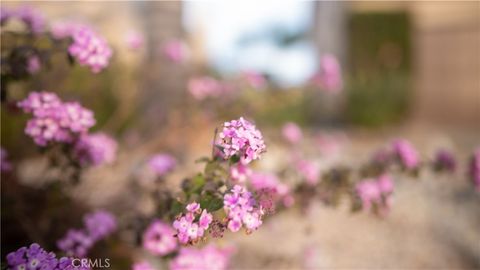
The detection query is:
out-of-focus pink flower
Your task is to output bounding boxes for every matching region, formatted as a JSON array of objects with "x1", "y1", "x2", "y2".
[
  {"x1": 142, "y1": 220, "x2": 178, "y2": 256},
  {"x1": 311, "y1": 54, "x2": 342, "y2": 93},
  {"x1": 282, "y1": 122, "x2": 302, "y2": 144},
  {"x1": 147, "y1": 154, "x2": 176, "y2": 177},
  {"x1": 163, "y1": 40, "x2": 187, "y2": 64},
  {"x1": 230, "y1": 162, "x2": 252, "y2": 183},
  {"x1": 68, "y1": 24, "x2": 112, "y2": 73},
  {"x1": 303, "y1": 245, "x2": 322, "y2": 270},
  {"x1": 125, "y1": 30, "x2": 144, "y2": 50},
  {"x1": 356, "y1": 175, "x2": 394, "y2": 215},
  {"x1": 188, "y1": 77, "x2": 223, "y2": 100},
  {"x1": 50, "y1": 21, "x2": 79, "y2": 39},
  {"x1": 218, "y1": 117, "x2": 266, "y2": 164},
  {"x1": 73, "y1": 133, "x2": 117, "y2": 166},
  {"x1": 392, "y1": 139, "x2": 419, "y2": 170},
  {"x1": 0, "y1": 7, "x2": 13, "y2": 25},
  {"x1": 132, "y1": 261, "x2": 155, "y2": 270},
  {"x1": 355, "y1": 179, "x2": 380, "y2": 211},
  {"x1": 315, "y1": 132, "x2": 347, "y2": 157},
  {"x1": 18, "y1": 91, "x2": 95, "y2": 146},
  {"x1": 242, "y1": 71, "x2": 266, "y2": 89},
  {"x1": 26, "y1": 55, "x2": 41, "y2": 74},
  {"x1": 250, "y1": 172, "x2": 289, "y2": 196},
  {"x1": 170, "y1": 245, "x2": 234, "y2": 270},
  {"x1": 1, "y1": 147, "x2": 12, "y2": 173},
  {"x1": 83, "y1": 210, "x2": 117, "y2": 242},
  {"x1": 16, "y1": 6, "x2": 45, "y2": 34},
  {"x1": 377, "y1": 174, "x2": 394, "y2": 194},
  {"x1": 296, "y1": 159, "x2": 320, "y2": 186},
  {"x1": 470, "y1": 148, "x2": 480, "y2": 191},
  {"x1": 433, "y1": 149, "x2": 456, "y2": 172}
]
